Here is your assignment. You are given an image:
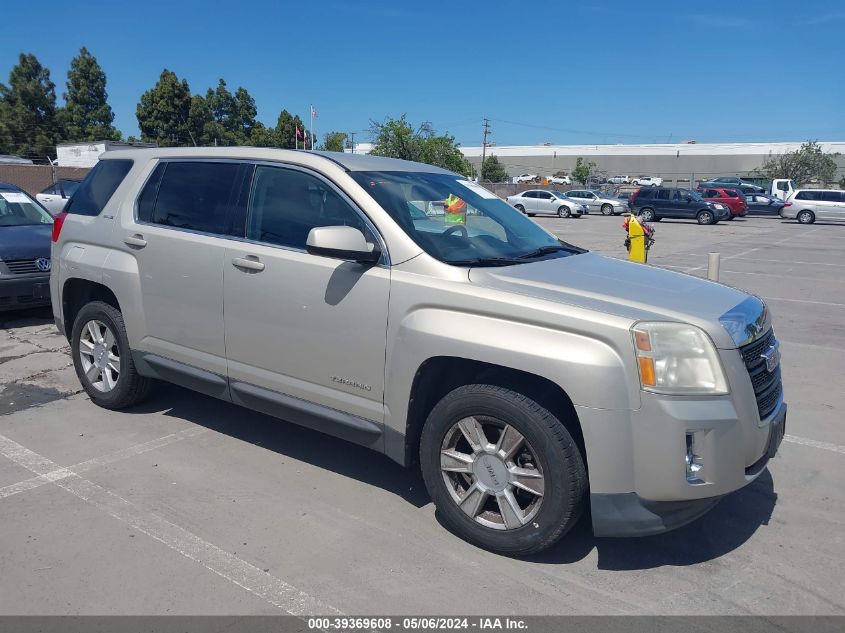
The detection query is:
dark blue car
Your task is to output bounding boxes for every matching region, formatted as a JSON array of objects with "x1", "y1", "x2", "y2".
[{"x1": 0, "y1": 181, "x2": 54, "y2": 311}]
